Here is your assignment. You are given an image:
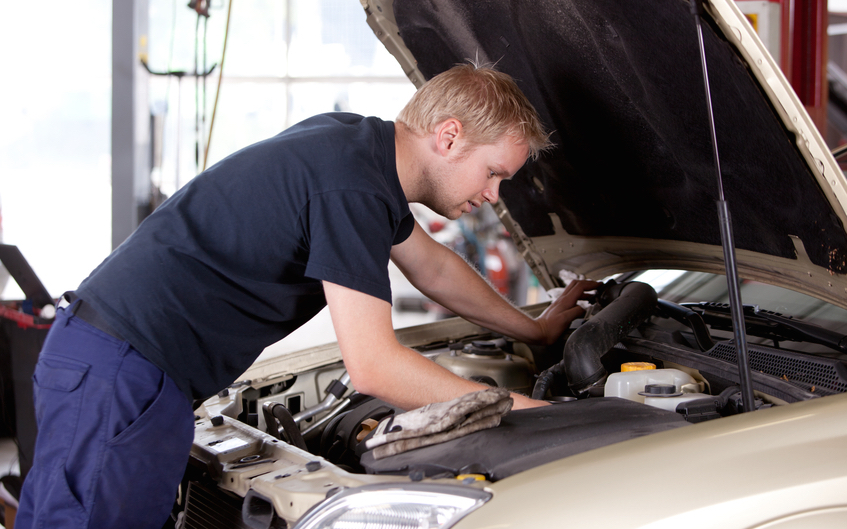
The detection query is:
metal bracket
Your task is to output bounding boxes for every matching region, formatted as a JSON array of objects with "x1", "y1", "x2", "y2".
[
  {"x1": 360, "y1": 0, "x2": 426, "y2": 88},
  {"x1": 492, "y1": 201, "x2": 559, "y2": 290}
]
